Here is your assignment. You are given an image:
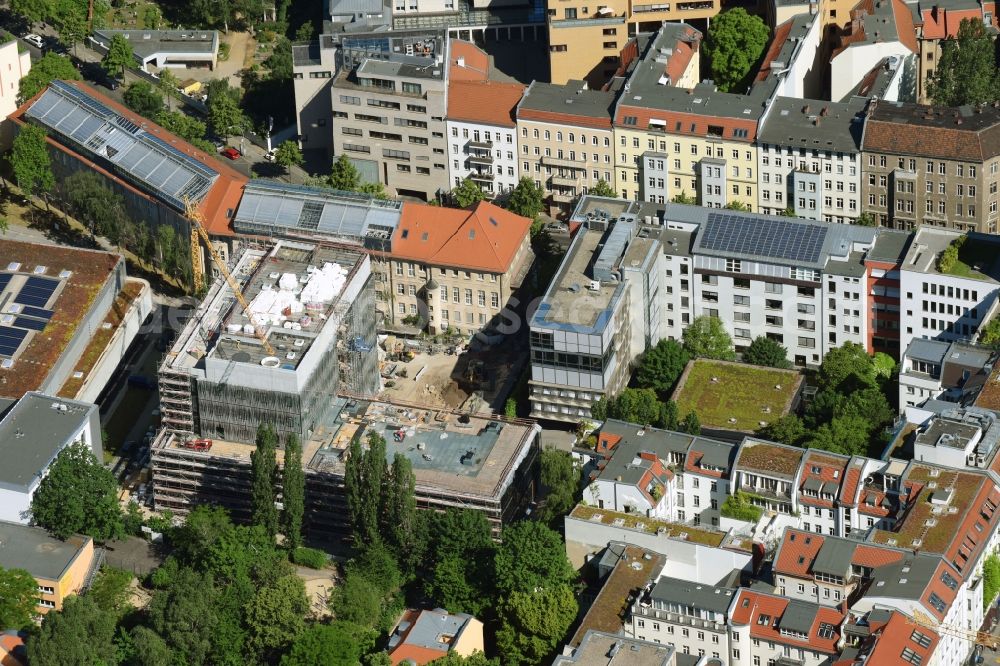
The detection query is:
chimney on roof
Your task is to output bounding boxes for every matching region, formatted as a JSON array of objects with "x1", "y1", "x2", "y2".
[
  {"x1": 814, "y1": 118, "x2": 822, "y2": 126},
  {"x1": 820, "y1": 106, "x2": 829, "y2": 116}
]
